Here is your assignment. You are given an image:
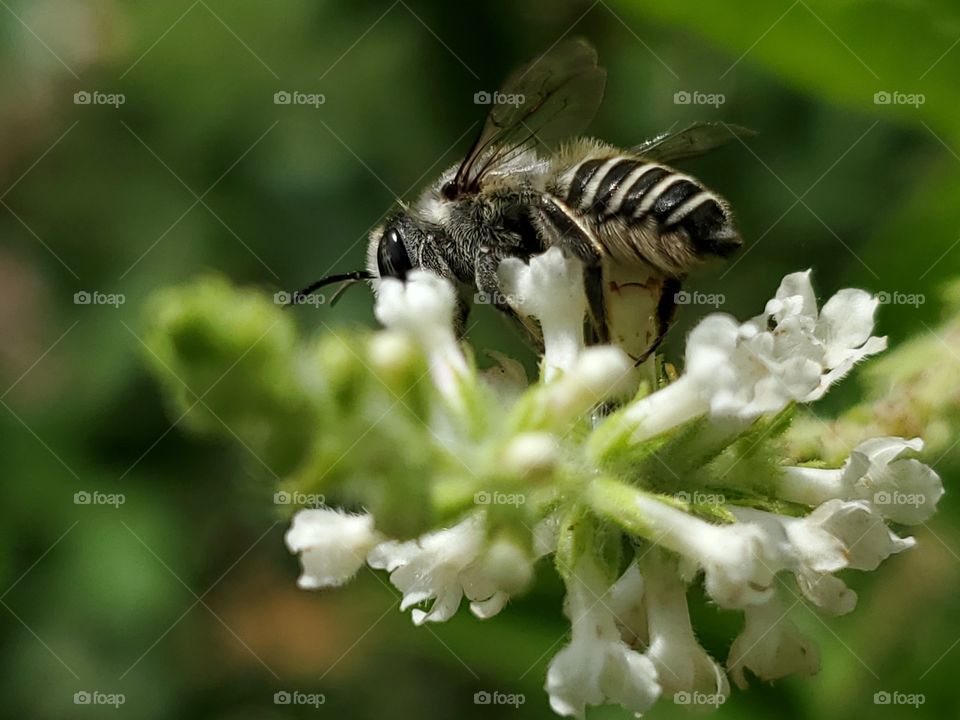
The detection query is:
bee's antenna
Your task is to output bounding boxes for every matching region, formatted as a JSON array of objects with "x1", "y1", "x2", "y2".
[{"x1": 288, "y1": 270, "x2": 373, "y2": 307}]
